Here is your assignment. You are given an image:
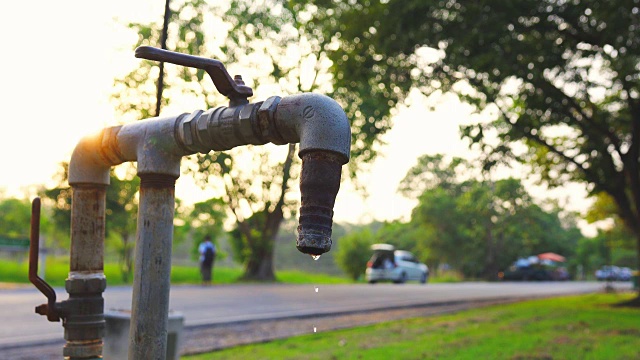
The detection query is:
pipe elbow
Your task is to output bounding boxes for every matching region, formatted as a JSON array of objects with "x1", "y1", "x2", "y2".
[
  {"x1": 116, "y1": 115, "x2": 187, "y2": 177},
  {"x1": 68, "y1": 114, "x2": 187, "y2": 185},
  {"x1": 274, "y1": 93, "x2": 351, "y2": 163},
  {"x1": 68, "y1": 130, "x2": 115, "y2": 186}
]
